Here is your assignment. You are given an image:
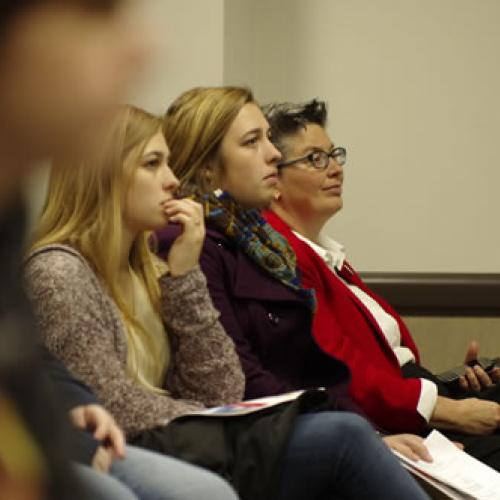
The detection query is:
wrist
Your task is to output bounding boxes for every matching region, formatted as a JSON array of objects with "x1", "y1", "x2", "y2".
[
  {"x1": 167, "y1": 263, "x2": 197, "y2": 278},
  {"x1": 430, "y1": 396, "x2": 462, "y2": 430}
]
